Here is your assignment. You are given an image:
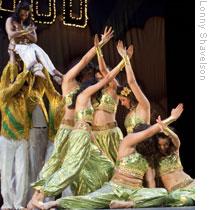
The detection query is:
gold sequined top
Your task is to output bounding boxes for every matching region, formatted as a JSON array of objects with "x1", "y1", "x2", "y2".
[
  {"x1": 156, "y1": 153, "x2": 183, "y2": 176},
  {"x1": 64, "y1": 87, "x2": 80, "y2": 108},
  {"x1": 75, "y1": 106, "x2": 94, "y2": 124},
  {"x1": 124, "y1": 108, "x2": 144, "y2": 133},
  {"x1": 0, "y1": 64, "x2": 30, "y2": 140},
  {"x1": 116, "y1": 152, "x2": 149, "y2": 180},
  {"x1": 94, "y1": 90, "x2": 118, "y2": 113}
]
